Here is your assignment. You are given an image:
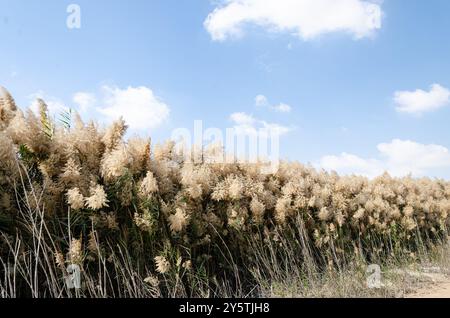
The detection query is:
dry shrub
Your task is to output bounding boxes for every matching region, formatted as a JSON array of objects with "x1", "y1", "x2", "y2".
[{"x1": 0, "y1": 87, "x2": 449, "y2": 297}]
